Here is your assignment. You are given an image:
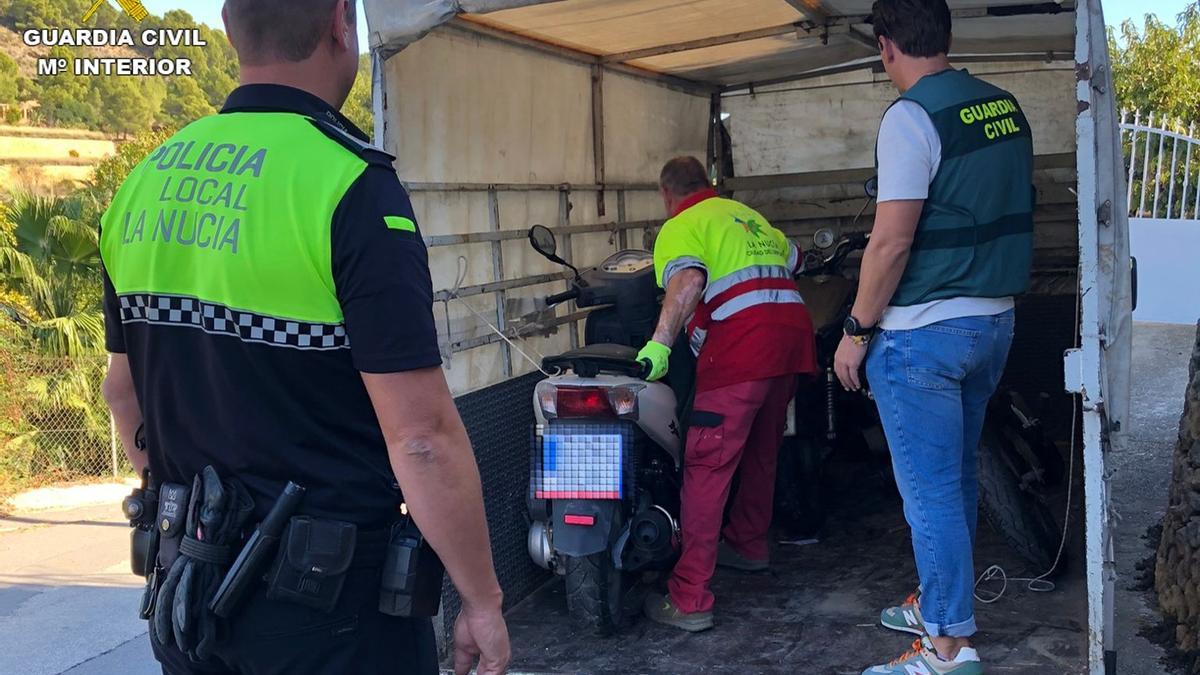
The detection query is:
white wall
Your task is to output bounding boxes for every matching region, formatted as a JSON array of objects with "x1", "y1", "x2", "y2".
[
  {"x1": 1130, "y1": 218, "x2": 1200, "y2": 325},
  {"x1": 382, "y1": 28, "x2": 708, "y2": 394}
]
